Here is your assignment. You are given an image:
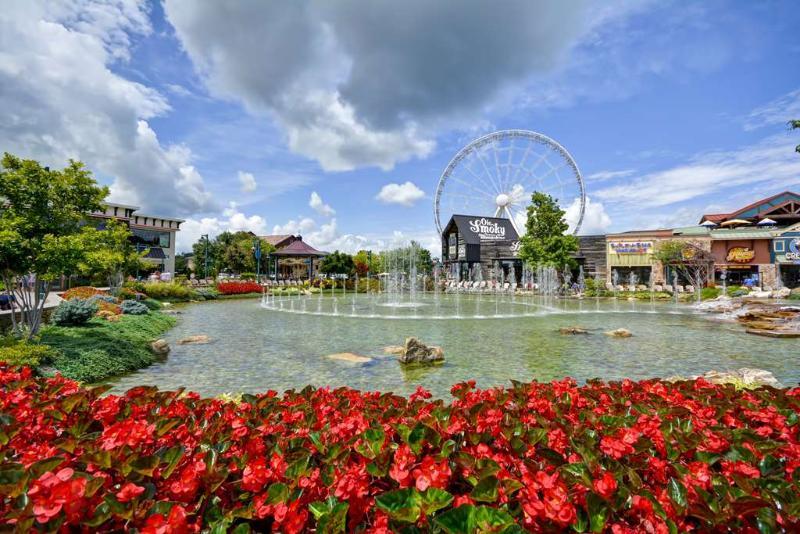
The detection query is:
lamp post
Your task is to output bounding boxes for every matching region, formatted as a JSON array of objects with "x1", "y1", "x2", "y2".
[
  {"x1": 201, "y1": 234, "x2": 209, "y2": 280},
  {"x1": 252, "y1": 239, "x2": 262, "y2": 283}
]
